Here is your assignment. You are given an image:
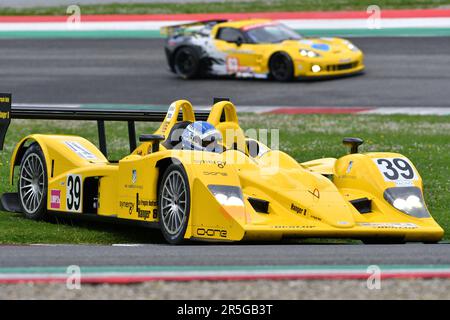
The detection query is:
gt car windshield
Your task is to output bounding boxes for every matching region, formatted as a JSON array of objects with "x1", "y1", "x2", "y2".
[{"x1": 245, "y1": 23, "x2": 302, "y2": 43}]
